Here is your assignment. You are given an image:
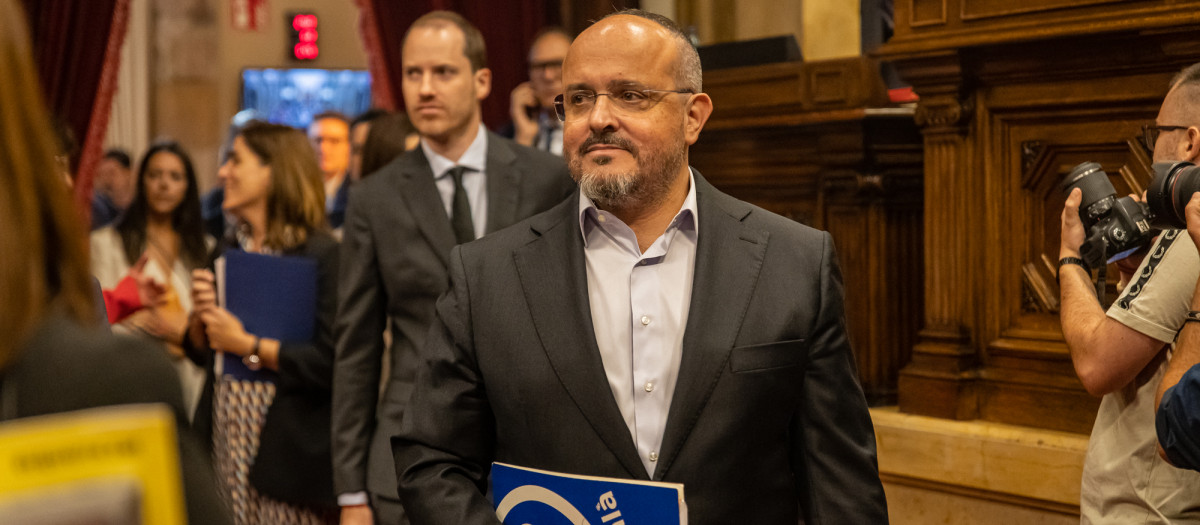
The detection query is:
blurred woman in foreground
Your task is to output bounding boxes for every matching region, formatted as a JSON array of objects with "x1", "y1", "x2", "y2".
[{"x1": 0, "y1": 0, "x2": 228, "y2": 522}]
